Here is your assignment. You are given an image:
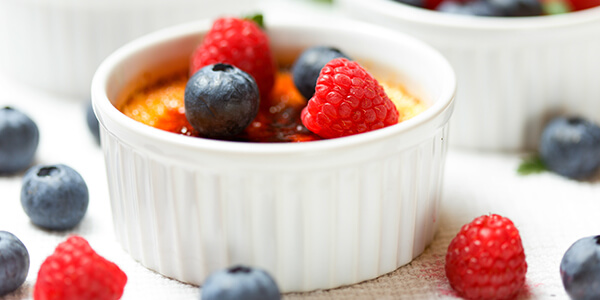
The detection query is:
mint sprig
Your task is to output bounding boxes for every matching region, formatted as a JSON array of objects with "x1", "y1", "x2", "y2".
[
  {"x1": 517, "y1": 154, "x2": 547, "y2": 176},
  {"x1": 245, "y1": 13, "x2": 264, "y2": 29}
]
